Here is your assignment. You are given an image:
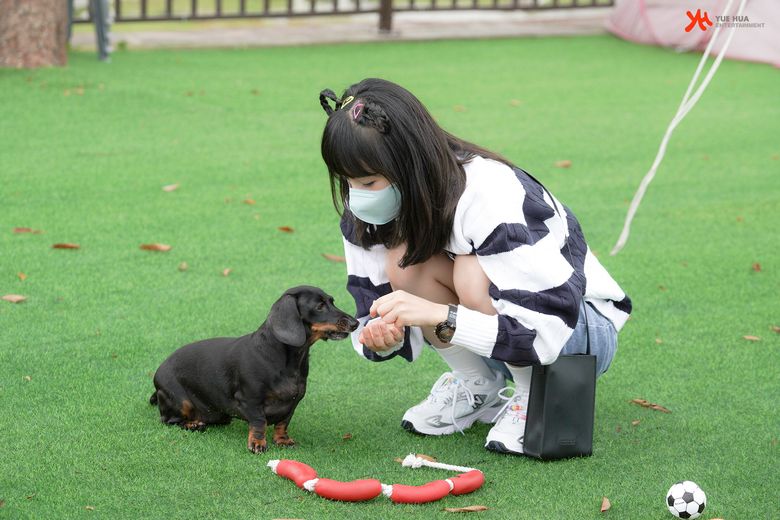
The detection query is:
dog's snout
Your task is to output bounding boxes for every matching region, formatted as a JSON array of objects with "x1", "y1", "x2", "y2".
[{"x1": 339, "y1": 316, "x2": 359, "y2": 331}]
